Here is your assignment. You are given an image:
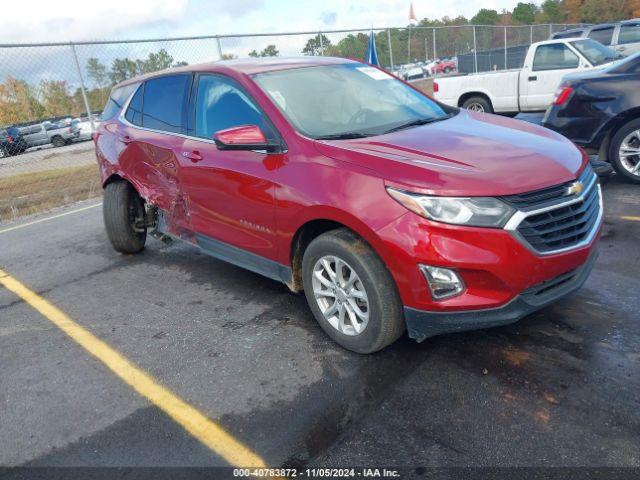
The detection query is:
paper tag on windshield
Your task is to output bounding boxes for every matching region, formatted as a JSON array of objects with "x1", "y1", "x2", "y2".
[
  {"x1": 356, "y1": 66, "x2": 390, "y2": 80},
  {"x1": 269, "y1": 90, "x2": 287, "y2": 110}
]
